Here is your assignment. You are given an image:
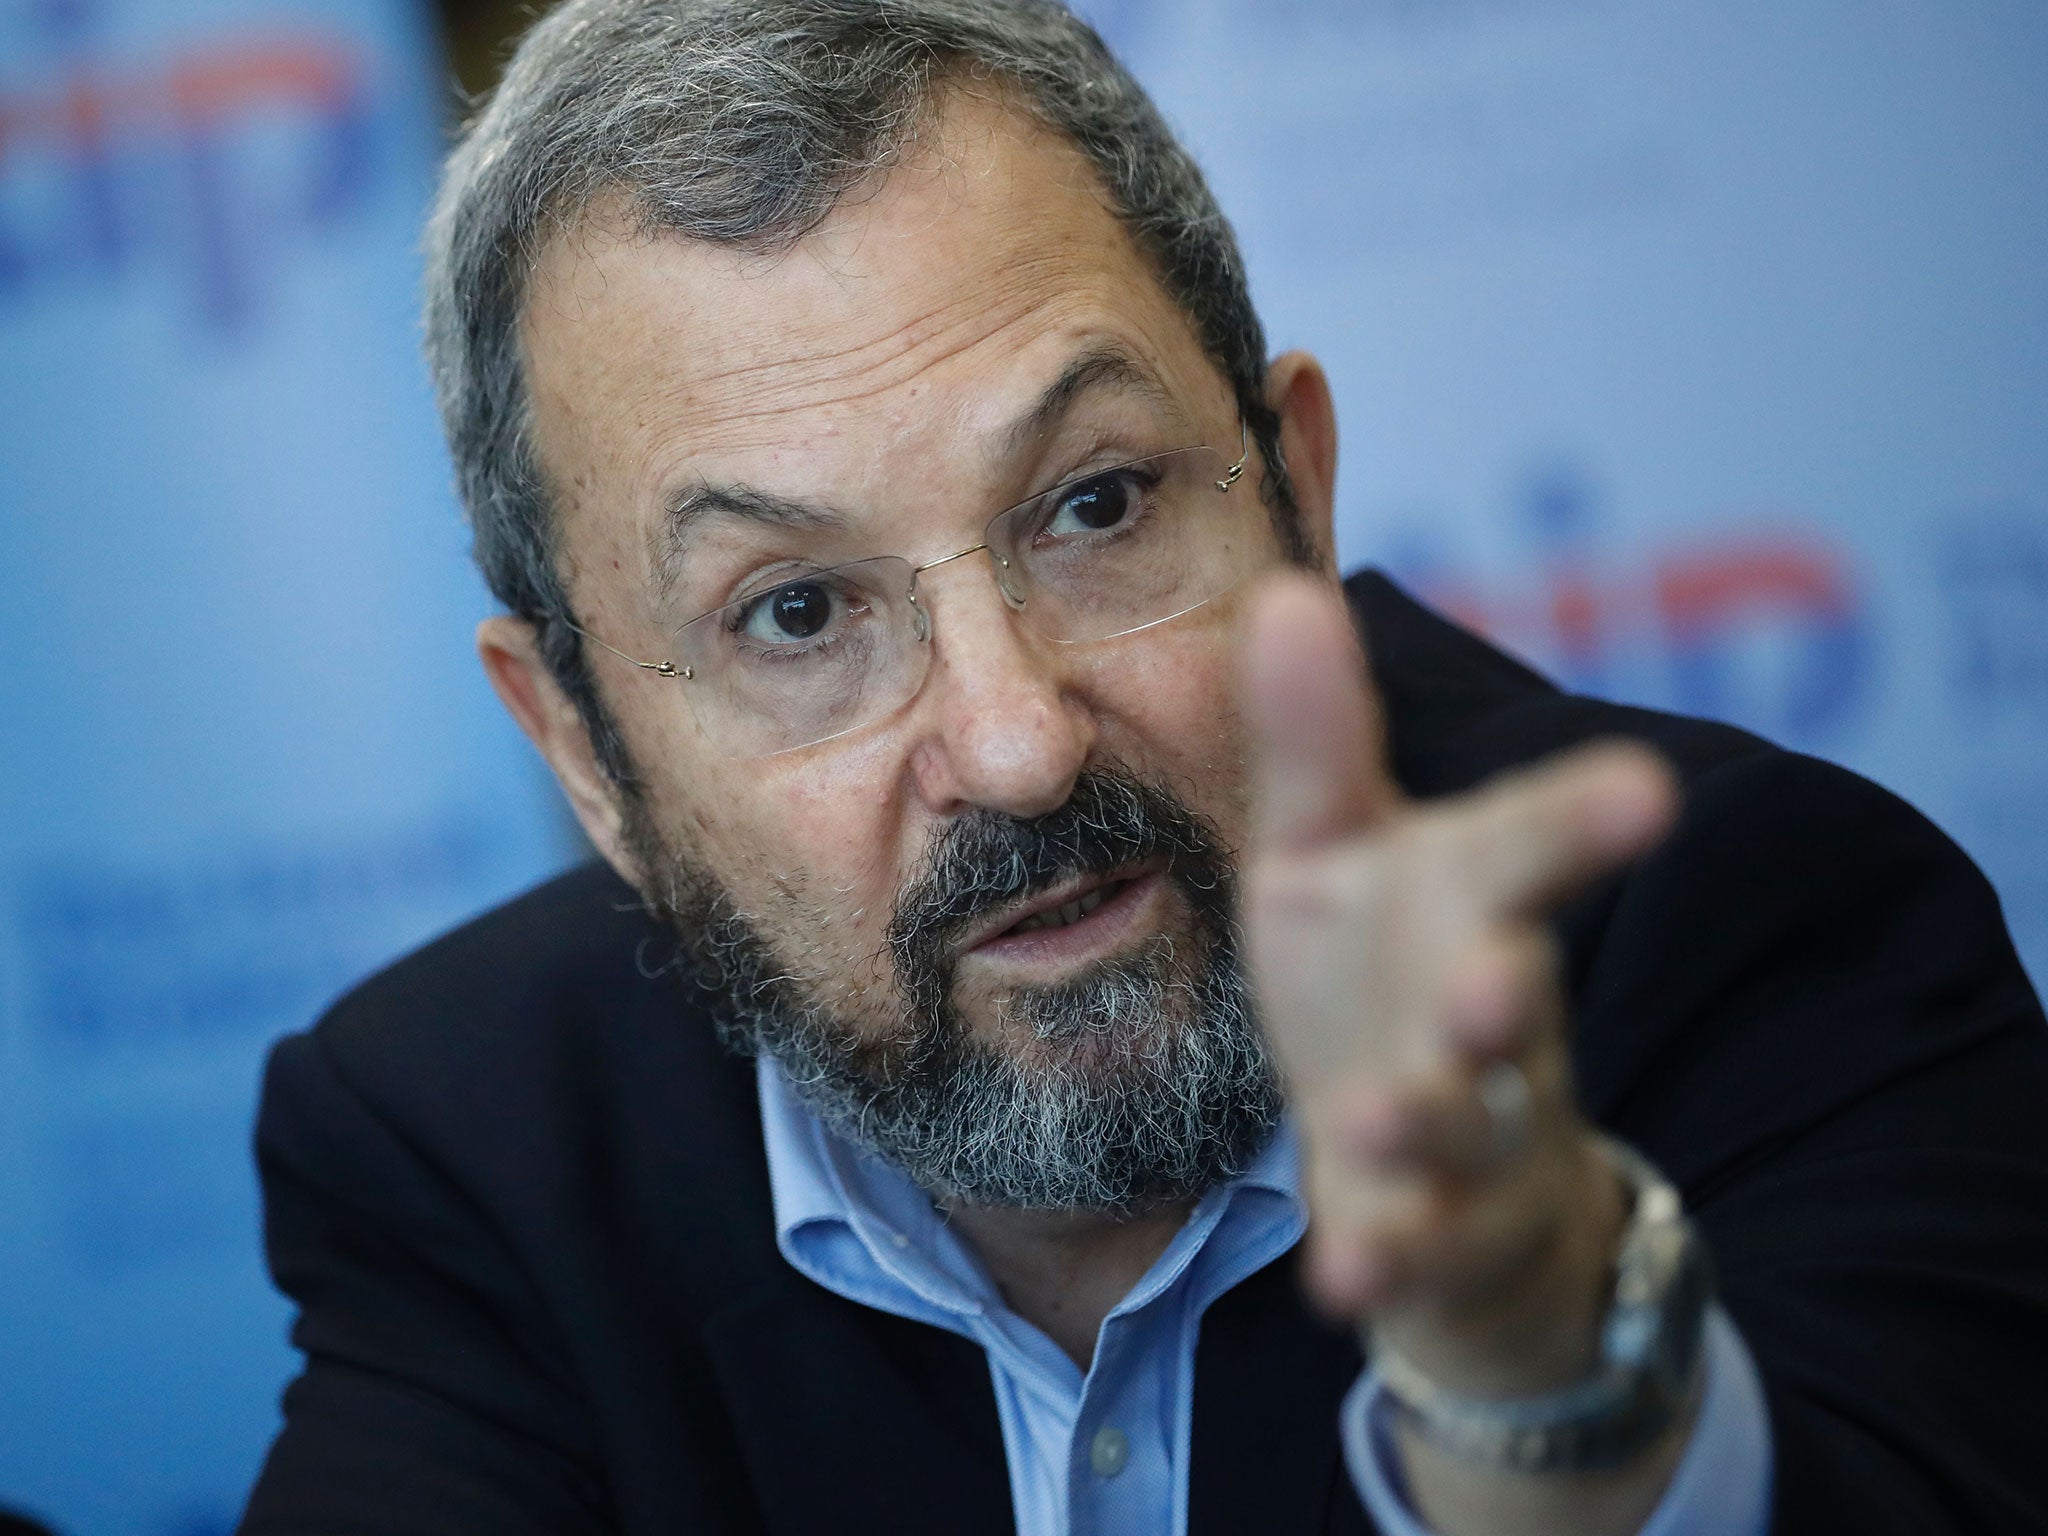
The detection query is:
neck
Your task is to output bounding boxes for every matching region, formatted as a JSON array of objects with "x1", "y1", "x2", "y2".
[{"x1": 943, "y1": 1197, "x2": 1195, "y2": 1370}]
